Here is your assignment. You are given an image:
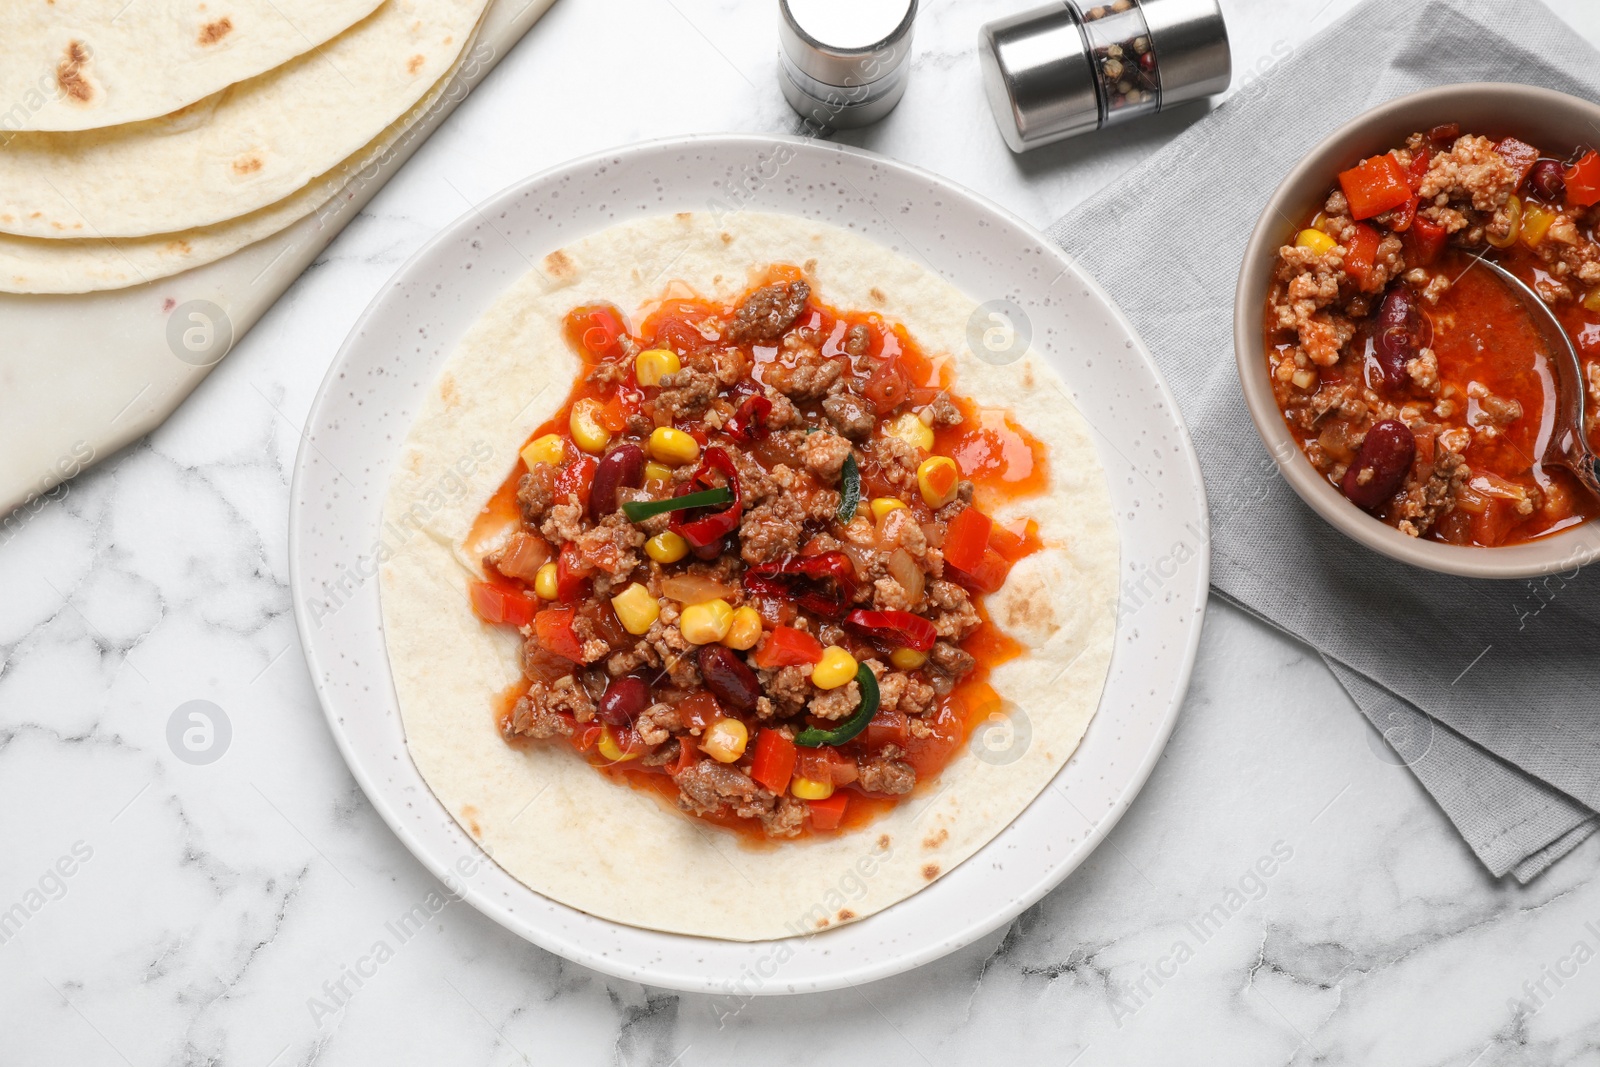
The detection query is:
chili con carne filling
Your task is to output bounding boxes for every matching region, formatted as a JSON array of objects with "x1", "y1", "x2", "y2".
[
  {"x1": 467, "y1": 270, "x2": 1048, "y2": 839},
  {"x1": 1264, "y1": 126, "x2": 1600, "y2": 546}
]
